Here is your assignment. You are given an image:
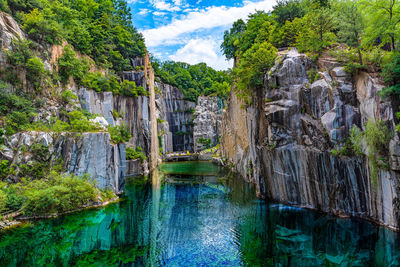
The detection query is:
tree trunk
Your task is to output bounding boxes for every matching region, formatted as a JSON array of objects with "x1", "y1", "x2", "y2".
[
  {"x1": 357, "y1": 48, "x2": 363, "y2": 65},
  {"x1": 391, "y1": 35, "x2": 396, "y2": 51}
]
